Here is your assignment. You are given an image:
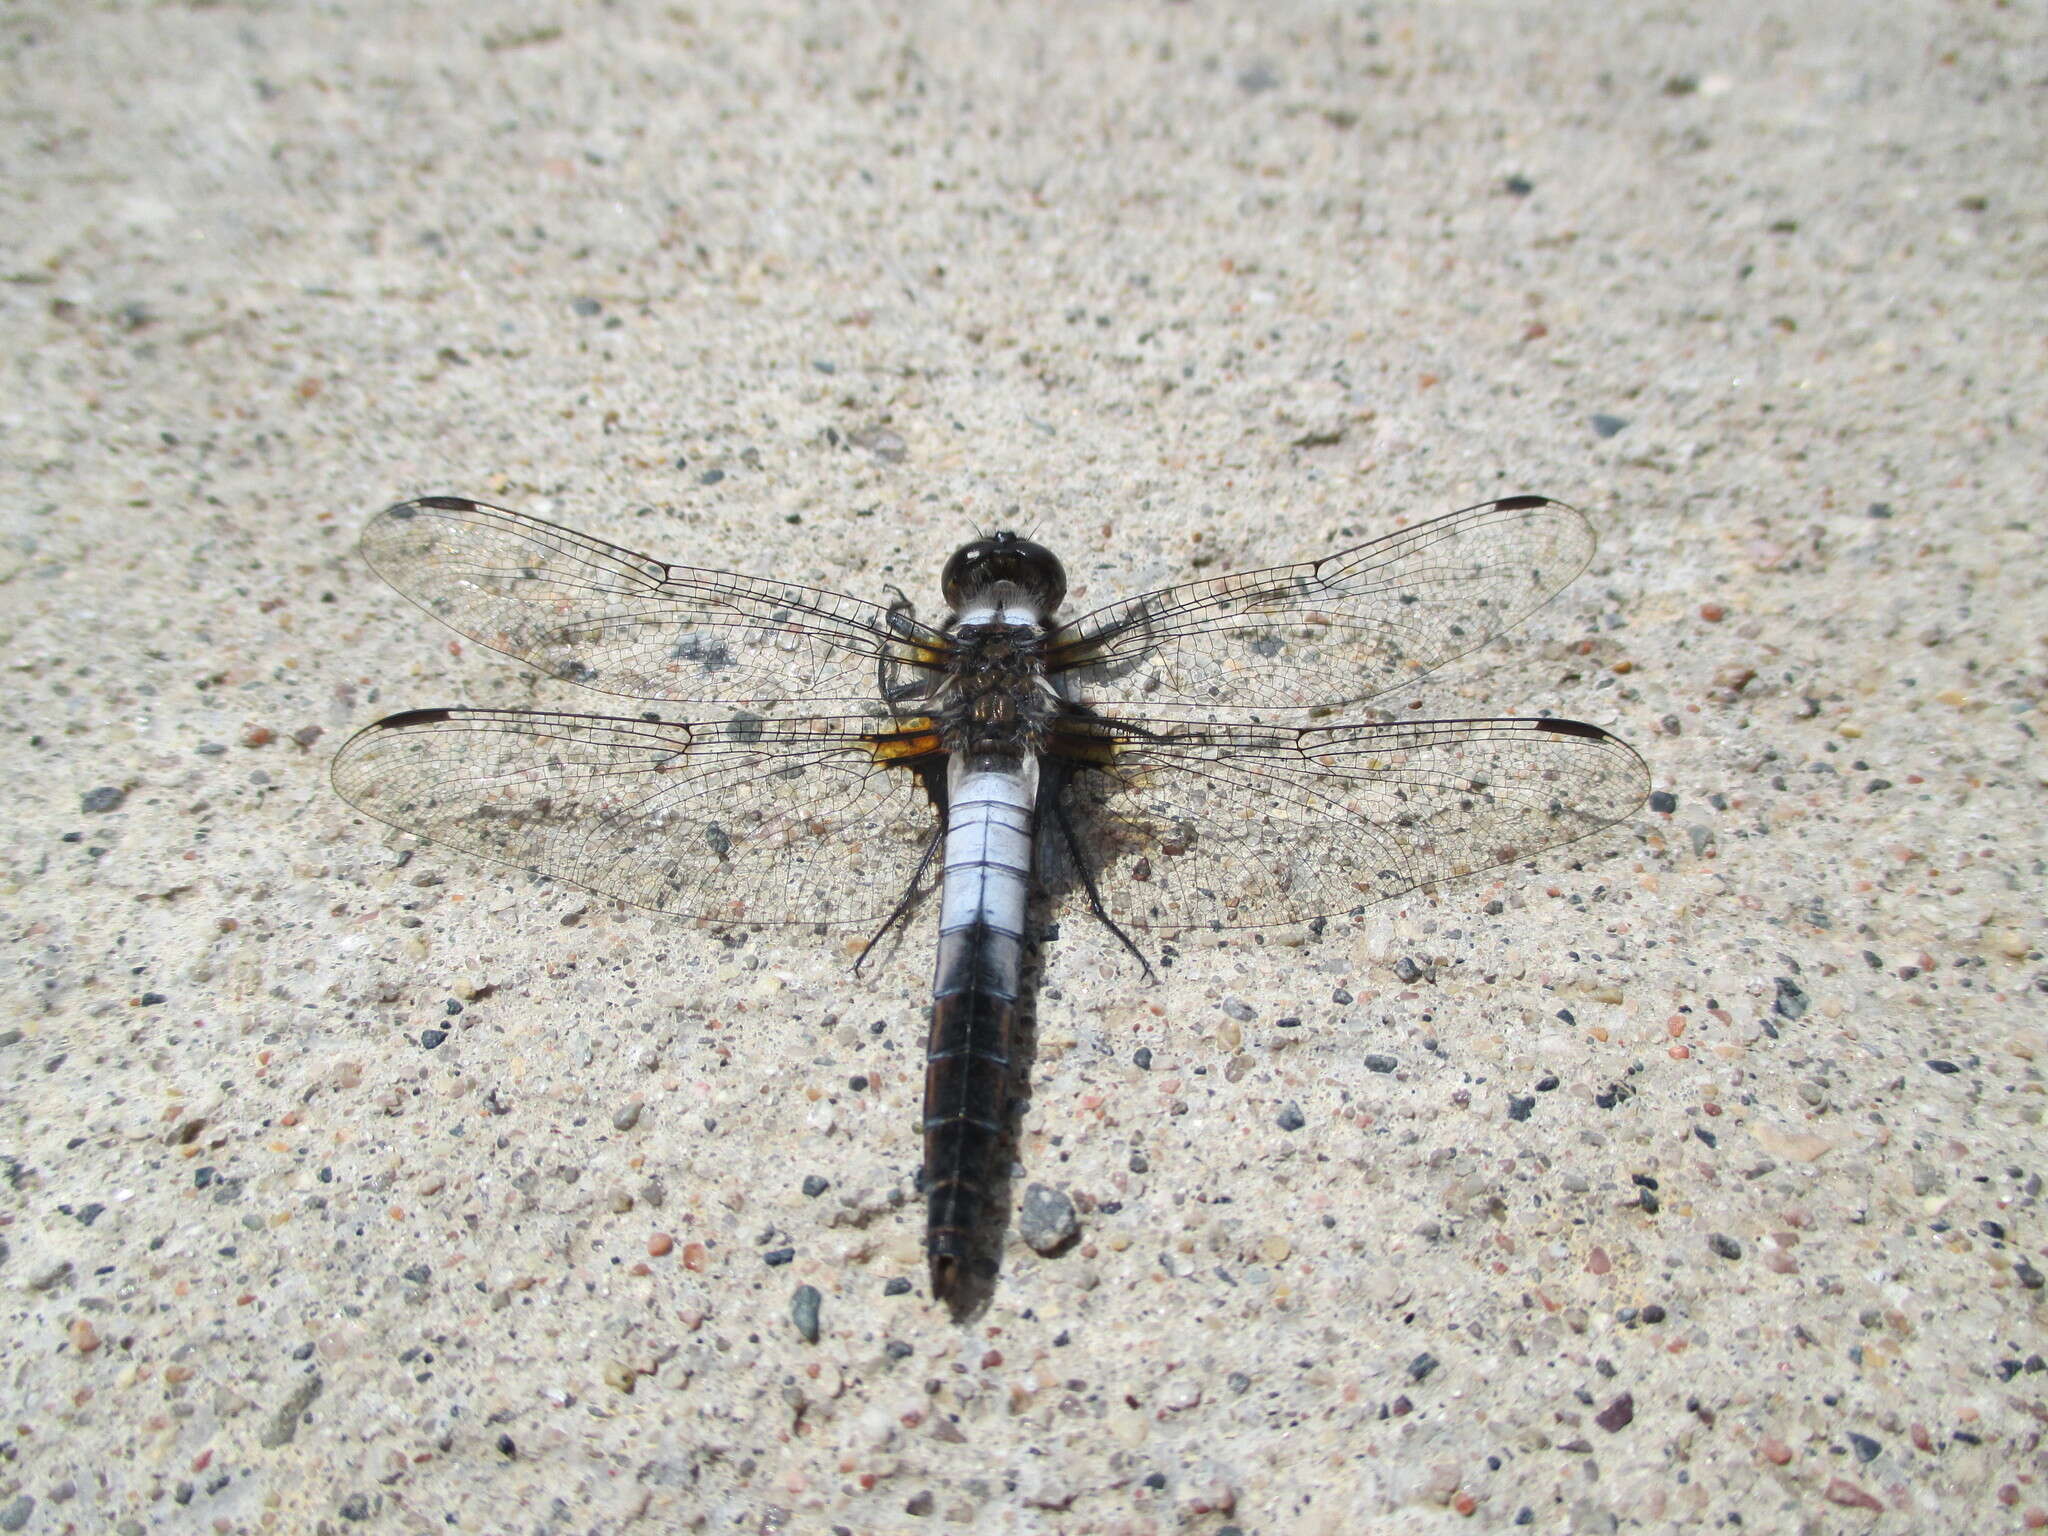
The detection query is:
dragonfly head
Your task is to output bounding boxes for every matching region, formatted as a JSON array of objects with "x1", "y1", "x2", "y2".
[{"x1": 941, "y1": 531, "x2": 1067, "y2": 616}]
